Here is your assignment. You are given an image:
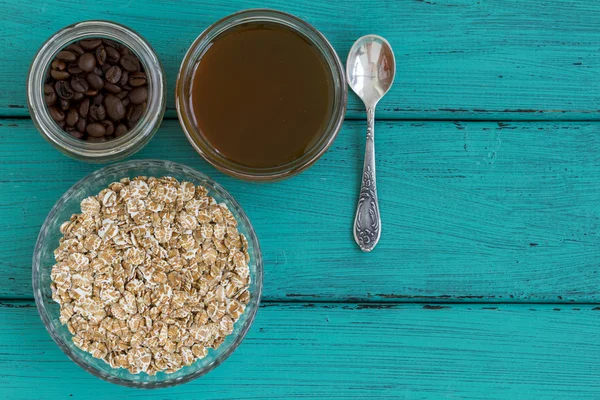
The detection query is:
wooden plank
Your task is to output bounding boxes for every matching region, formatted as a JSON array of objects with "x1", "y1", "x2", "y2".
[
  {"x1": 0, "y1": 301, "x2": 598, "y2": 399},
  {"x1": 2, "y1": 0, "x2": 600, "y2": 120},
  {"x1": 2, "y1": 119, "x2": 600, "y2": 302}
]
